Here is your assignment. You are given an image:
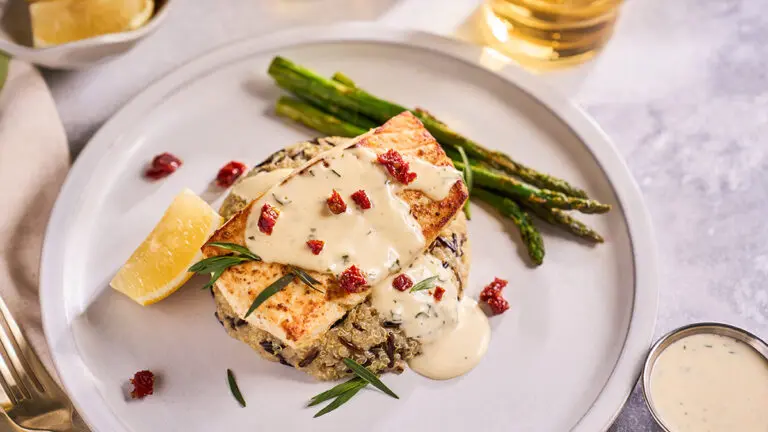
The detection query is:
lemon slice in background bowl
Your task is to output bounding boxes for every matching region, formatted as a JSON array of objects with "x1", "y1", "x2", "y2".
[
  {"x1": 110, "y1": 189, "x2": 222, "y2": 306},
  {"x1": 30, "y1": 0, "x2": 155, "y2": 48}
]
